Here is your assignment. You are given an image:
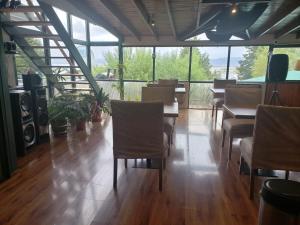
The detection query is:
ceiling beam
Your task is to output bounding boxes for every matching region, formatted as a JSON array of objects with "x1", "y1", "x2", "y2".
[
  {"x1": 99, "y1": 0, "x2": 141, "y2": 41},
  {"x1": 130, "y1": 0, "x2": 158, "y2": 40},
  {"x1": 179, "y1": 7, "x2": 222, "y2": 40},
  {"x1": 195, "y1": 0, "x2": 203, "y2": 29},
  {"x1": 274, "y1": 15, "x2": 300, "y2": 39},
  {"x1": 64, "y1": 0, "x2": 123, "y2": 41},
  {"x1": 0, "y1": 6, "x2": 42, "y2": 13},
  {"x1": 253, "y1": 1, "x2": 300, "y2": 38},
  {"x1": 164, "y1": 0, "x2": 177, "y2": 39}
]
